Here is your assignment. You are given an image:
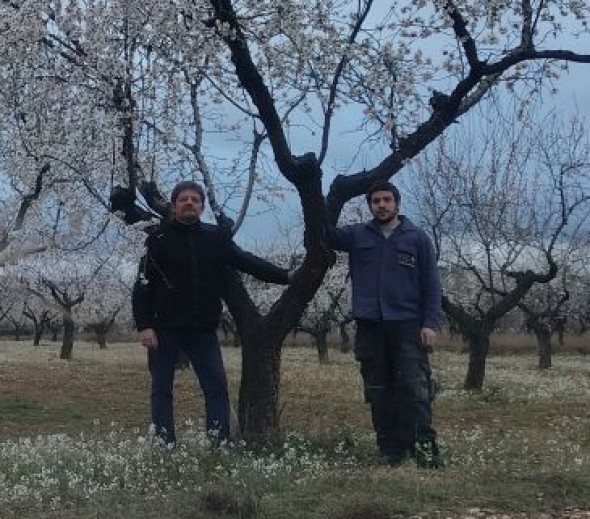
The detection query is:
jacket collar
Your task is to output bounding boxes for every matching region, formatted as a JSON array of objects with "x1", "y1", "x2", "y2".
[
  {"x1": 367, "y1": 215, "x2": 416, "y2": 234},
  {"x1": 167, "y1": 218, "x2": 202, "y2": 231}
]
